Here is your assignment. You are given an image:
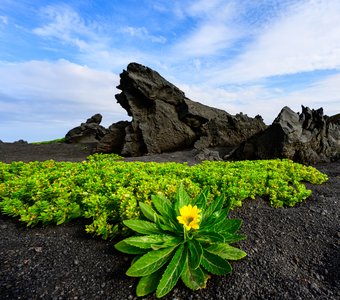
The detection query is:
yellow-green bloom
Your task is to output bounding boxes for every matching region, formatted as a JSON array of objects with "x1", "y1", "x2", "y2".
[{"x1": 177, "y1": 204, "x2": 201, "y2": 231}]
